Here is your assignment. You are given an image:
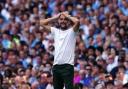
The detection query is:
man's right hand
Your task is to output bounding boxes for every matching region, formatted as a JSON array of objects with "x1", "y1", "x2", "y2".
[
  {"x1": 61, "y1": 12, "x2": 70, "y2": 17},
  {"x1": 53, "y1": 13, "x2": 61, "y2": 20}
]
